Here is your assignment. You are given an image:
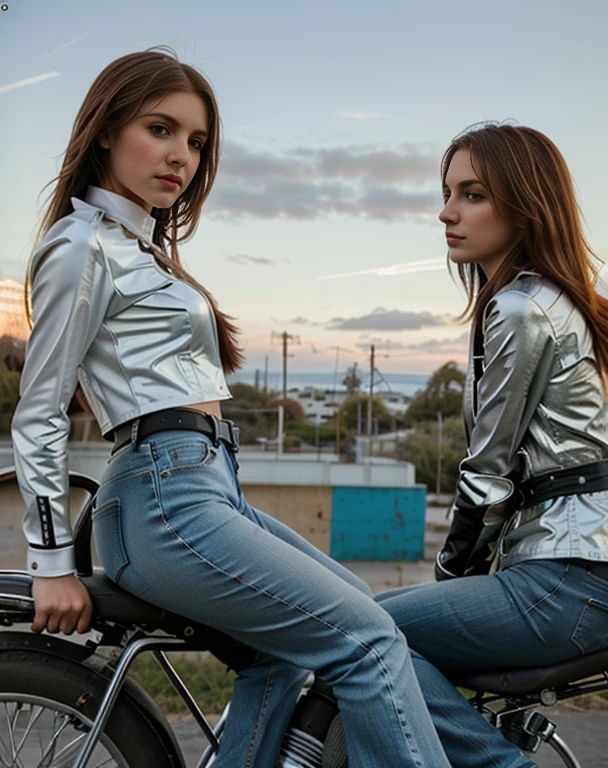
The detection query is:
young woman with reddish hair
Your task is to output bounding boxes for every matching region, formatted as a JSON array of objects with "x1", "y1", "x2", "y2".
[
  {"x1": 11, "y1": 49, "x2": 451, "y2": 768},
  {"x1": 377, "y1": 123, "x2": 608, "y2": 767}
]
